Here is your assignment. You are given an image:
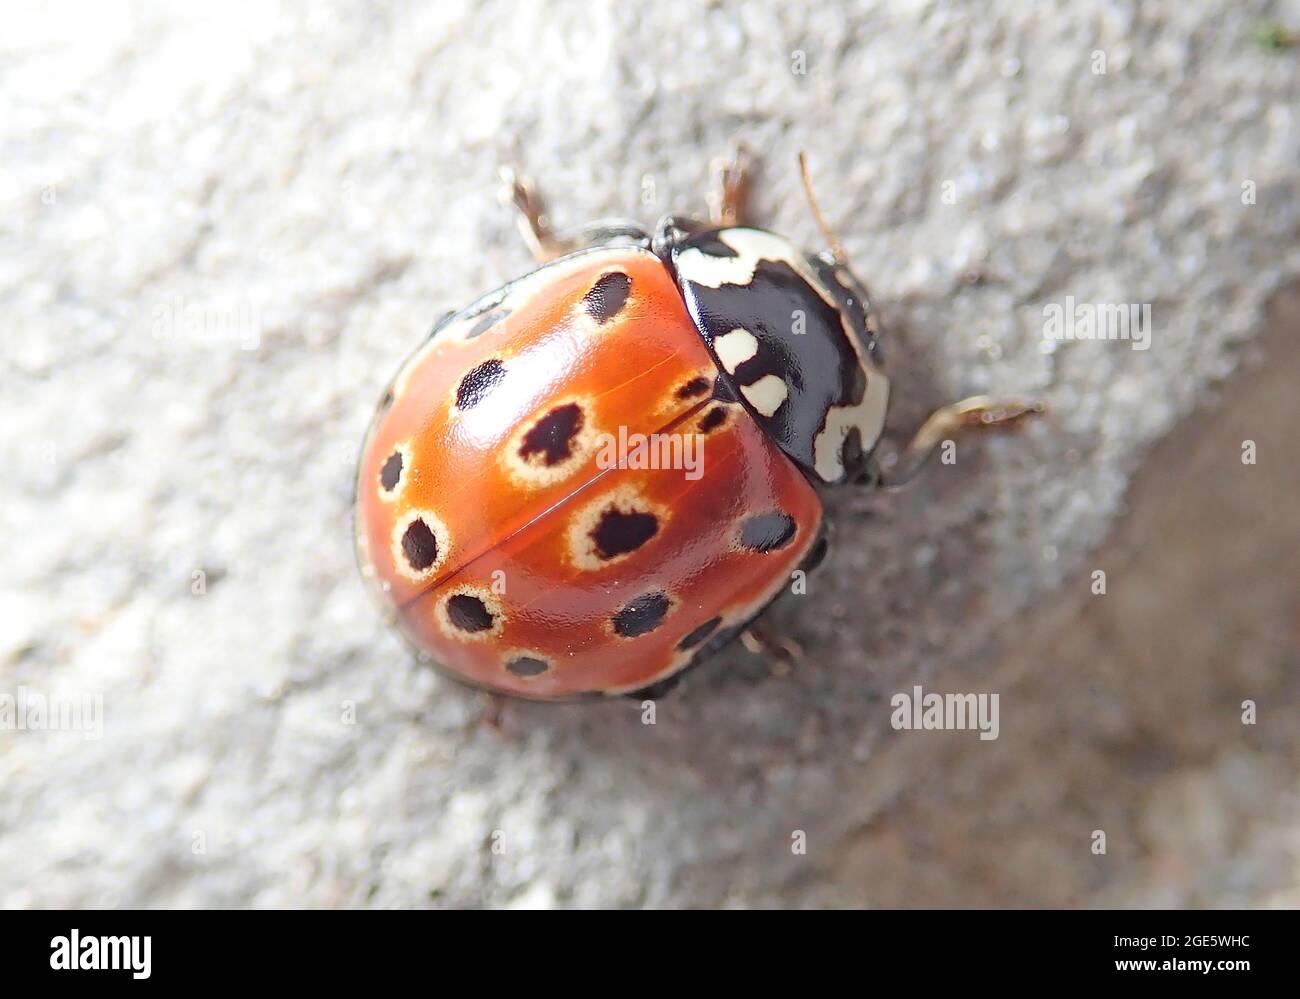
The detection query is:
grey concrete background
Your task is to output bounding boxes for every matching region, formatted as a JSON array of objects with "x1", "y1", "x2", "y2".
[{"x1": 1, "y1": 1, "x2": 1297, "y2": 907}]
